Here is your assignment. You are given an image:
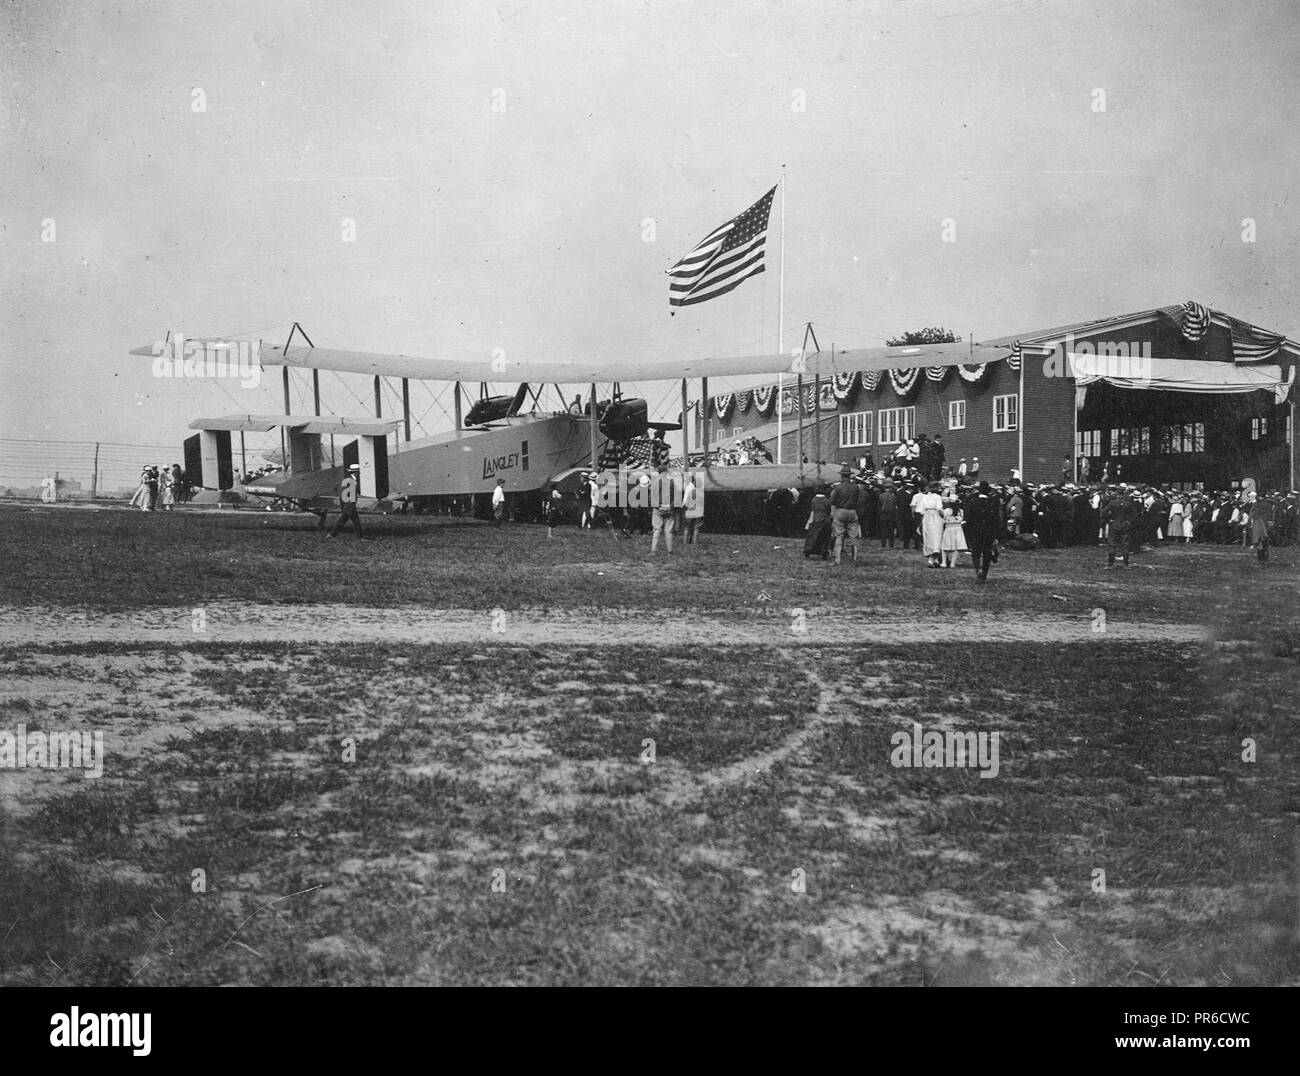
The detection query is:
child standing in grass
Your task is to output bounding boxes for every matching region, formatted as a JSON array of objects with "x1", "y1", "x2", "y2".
[{"x1": 941, "y1": 497, "x2": 968, "y2": 568}]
